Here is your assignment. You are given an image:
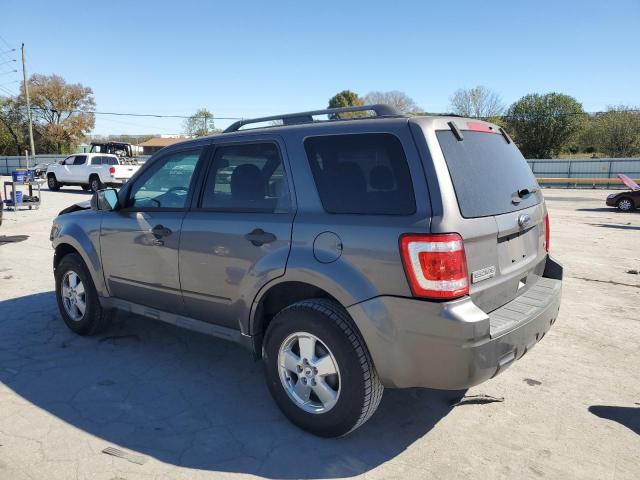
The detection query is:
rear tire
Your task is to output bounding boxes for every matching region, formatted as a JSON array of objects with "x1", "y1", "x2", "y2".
[
  {"x1": 617, "y1": 197, "x2": 635, "y2": 212},
  {"x1": 55, "y1": 253, "x2": 112, "y2": 335},
  {"x1": 263, "y1": 298, "x2": 383, "y2": 437},
  {"x1": 89, "y1": 175, "x2": 103, "y2": 193},
  {"x1": 47, "y1": 174, "x2": 60, "y2": 191}
]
